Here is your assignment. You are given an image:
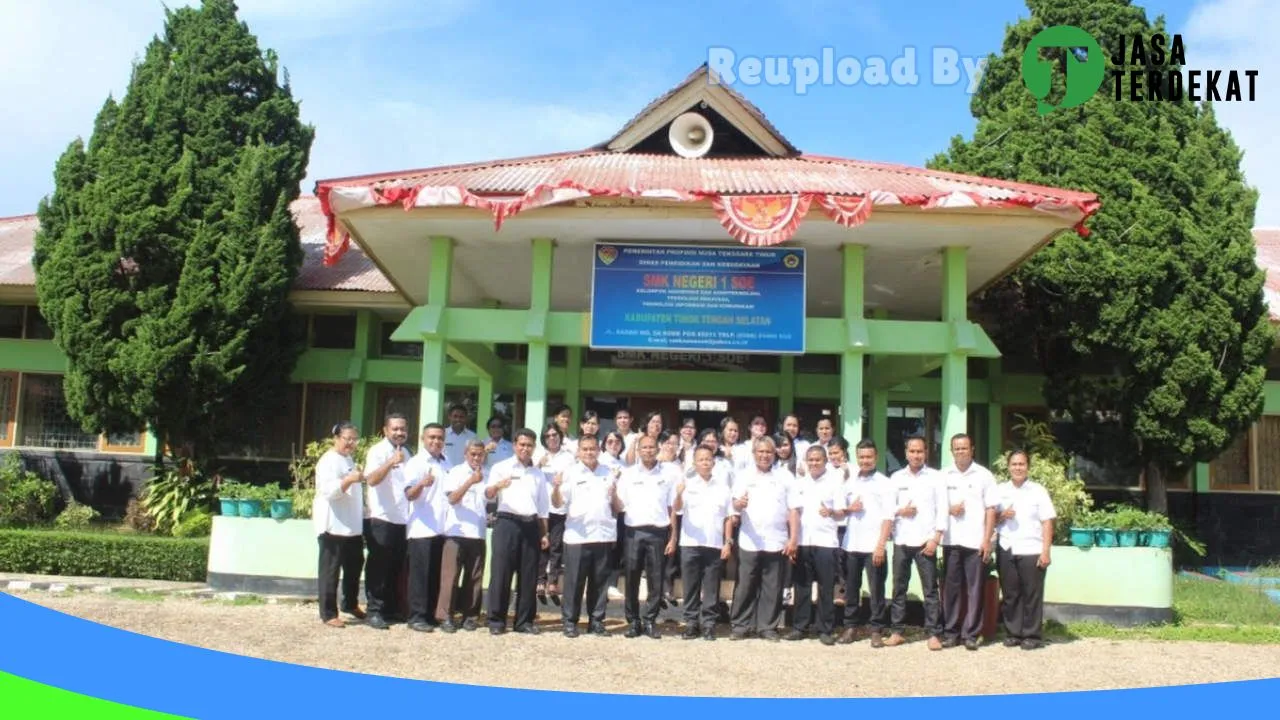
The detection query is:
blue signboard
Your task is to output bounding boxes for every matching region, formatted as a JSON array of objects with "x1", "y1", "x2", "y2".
[{"x1": 589, "y1": 242, "x2": 806, "y2": 354}]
